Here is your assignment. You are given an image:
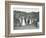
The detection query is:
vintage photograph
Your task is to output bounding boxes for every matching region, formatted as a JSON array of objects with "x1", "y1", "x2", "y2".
[
  {"x1": 5, "y1": 1, "x2": 45, "y2": 37},
  {"x1": 13, "y1": 8, "x2": 39, "y2": 30}
]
